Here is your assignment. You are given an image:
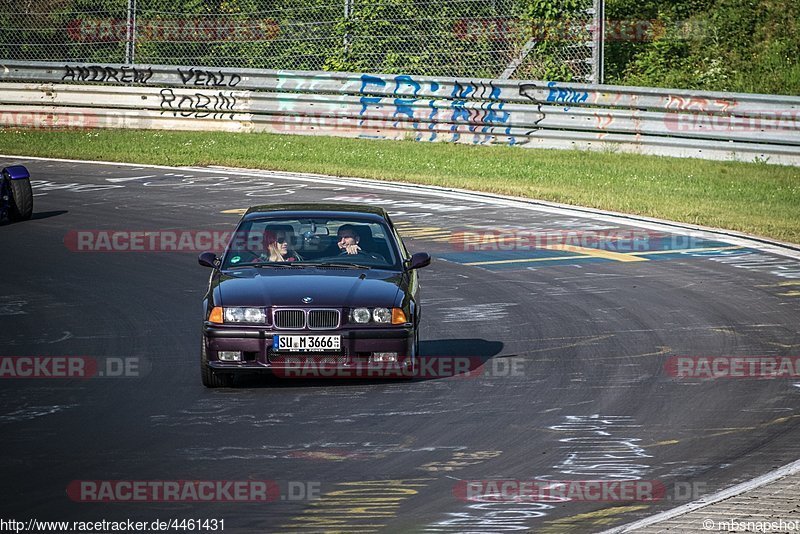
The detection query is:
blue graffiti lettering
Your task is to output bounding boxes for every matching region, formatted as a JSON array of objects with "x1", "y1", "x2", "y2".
[
  {"x1": 394, "y1": 75, "x2": 421, "y2": 96},
  {"x1": 358, "y1": 96, "x2": 383, "y2": 126},
  {"x1": 450, "y1": 101, "x2": 470, "y2": 126},
  {"x1": 393, "y1": 98, "x2": 417, "y2": 120},
  {"x1": 451, "y1": 82, "x2": 475, "y2": 99},
  {"x1": 360, "y1": 74, "x2": 386, "y2": 93},
  {"x1": 545, "y1": 81, "x2": 589, "y2": 109},
  {"x1": 484, "y1": 102, "x2": 510, "y2": 125}
]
